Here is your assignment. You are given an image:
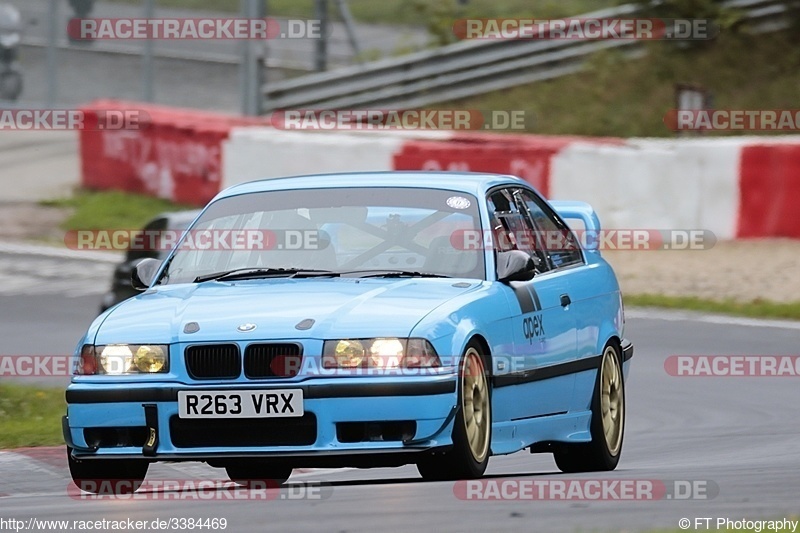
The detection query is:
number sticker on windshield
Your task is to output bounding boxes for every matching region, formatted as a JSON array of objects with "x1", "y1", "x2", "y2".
[{"x1": 447, "y1": 196, "x2": 471, "y2": 210}]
